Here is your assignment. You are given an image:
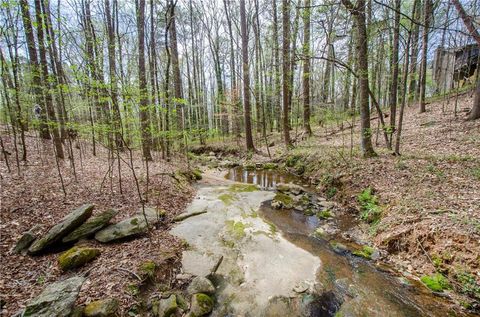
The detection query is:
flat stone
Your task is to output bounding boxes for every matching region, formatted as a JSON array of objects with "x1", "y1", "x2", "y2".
[
  {"x1": 13, "y1": 231, "x2": 36, "y2": 254},
  {"x1": 28, "y1": 204, "x2": 94, "y2": 255},
  {"x1": 62, "y1": 209, "x2": 118, "y2": 243},
  {"x1": 187, "y1": 276, "x2": 215, "y2": 295},
  {"x1": 83, "y1": 298, "x2": 119, "y2": 317},
  {"x1": 58, "y1": 246, "x2": 100, "y2": 271},
  {"x1": 23, "y1": 276, "x2": 85, "y2": 317},
  {"x1": 94, "y1": 208, "x2": 161, "y2": 243}
]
